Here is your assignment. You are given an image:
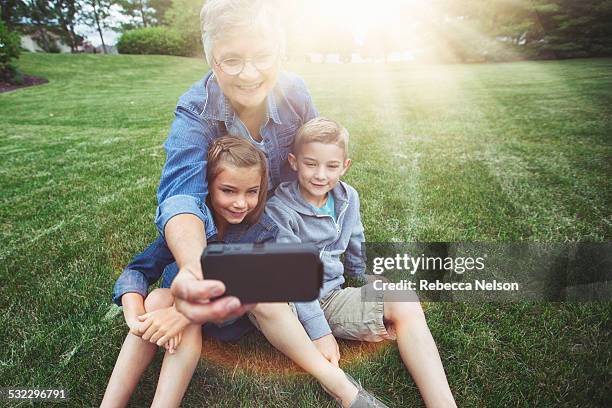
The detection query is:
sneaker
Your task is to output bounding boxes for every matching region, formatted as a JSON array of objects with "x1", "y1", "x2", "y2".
[{"x1": 345, "y1": 373, "x2": 389, "y2": 408}]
